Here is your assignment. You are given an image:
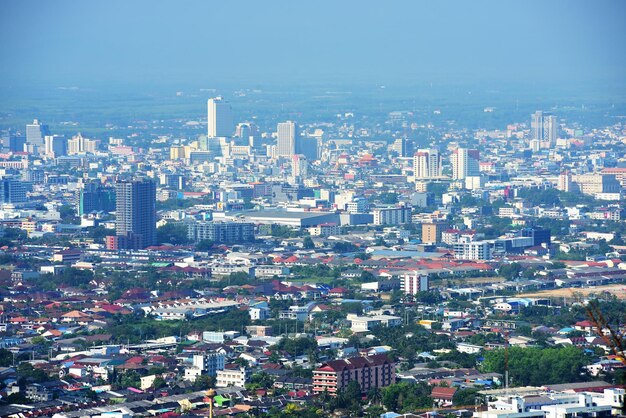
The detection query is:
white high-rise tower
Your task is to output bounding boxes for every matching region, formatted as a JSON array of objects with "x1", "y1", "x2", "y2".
[
  {"x1": 207, "y1": 97, "x2": 233, "y2": 138},
  {"x1": 277, "y1": 121, "x2": 297, "y2": 157},
  {"x1": 451, "y1": 148, "x2": 480, "y2": 180},
  {"x1": 413, "y1": 148, "x2": 441, "y2": 179}
]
